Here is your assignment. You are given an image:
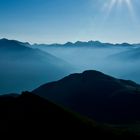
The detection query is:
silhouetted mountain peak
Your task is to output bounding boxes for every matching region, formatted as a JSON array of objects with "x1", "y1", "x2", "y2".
[
  {"x1": 0, "y1": 38, "x2": 16, "y2": 43},
  {"x1": 0, "y1": 38, "x2": 15, "y2": 44},
  {"x1": 82, "y1": 70, "x2": 111, "y2": 78},
  {"x1": 33, "y1": 70, "x2": 140, "y2": 123},
  {"x1": 1, "y1": 38, "x2": 9, "y2": 41},
  {"x1": 115, "y1": 43, "x2": 133, "y2": 47},
  {"x1": 75, "y1": 41, "x2": 85, "y2": 45},
  {"x1": 64, "y1": 42, "x2": 74, "y2": 46},
  {"x1": 0, "y1": 38, "x2": 30, "y2": 51},
  {"x1": 61, "y1": 70, "x2": 114, "y2": 82},
  {"x1": 34, "y1": 70, "x2": 139, "y2": 95}
]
